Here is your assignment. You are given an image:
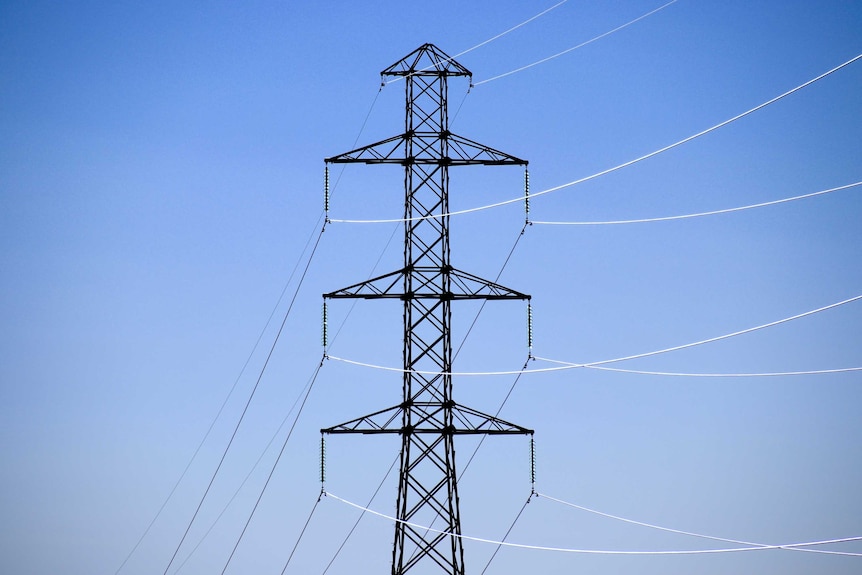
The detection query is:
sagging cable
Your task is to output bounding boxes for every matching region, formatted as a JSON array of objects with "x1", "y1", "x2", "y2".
[
  {"x1": 479, "y1": 491, "x2": 536, "y2": 575},
  {"x1": 324, "y1": 491, "x2": 862, "y2": 555}
]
